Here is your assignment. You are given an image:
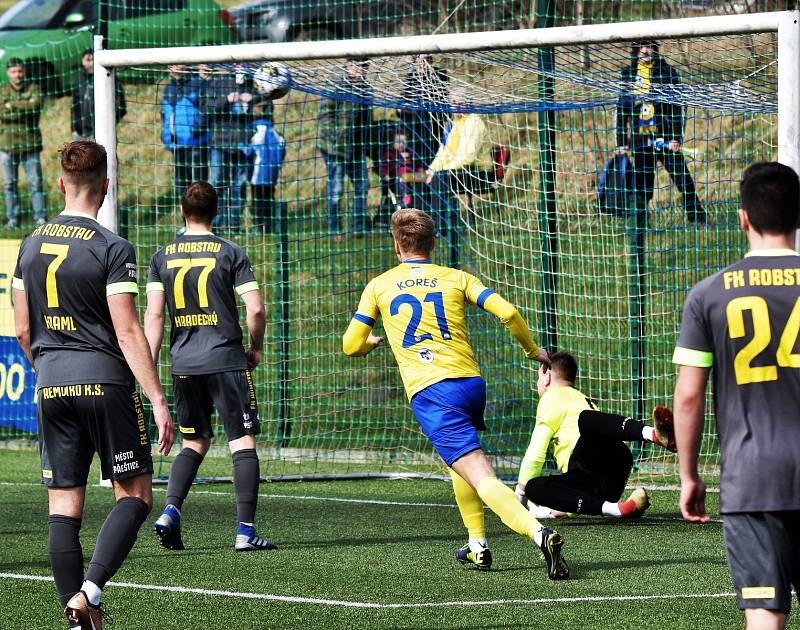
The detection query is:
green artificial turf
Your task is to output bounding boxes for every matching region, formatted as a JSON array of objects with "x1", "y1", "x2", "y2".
[{"x1": 2, "y1": 449, "x2": 795, "y2": 630}]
